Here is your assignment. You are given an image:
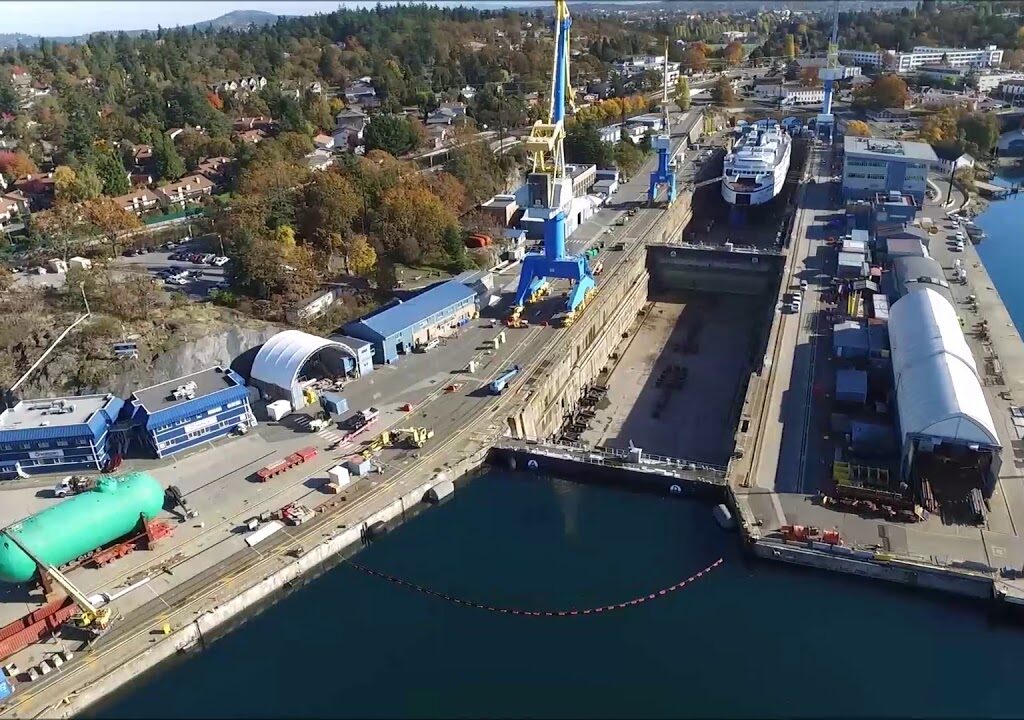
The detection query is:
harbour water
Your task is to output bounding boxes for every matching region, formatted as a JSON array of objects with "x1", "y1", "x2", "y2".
[
  {"x1": 92, "y1": 186, "x2": 1024, "y2": 718},
  {"x1": 94, "y1": 473, "x2": 1024, "y2": 718}
]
